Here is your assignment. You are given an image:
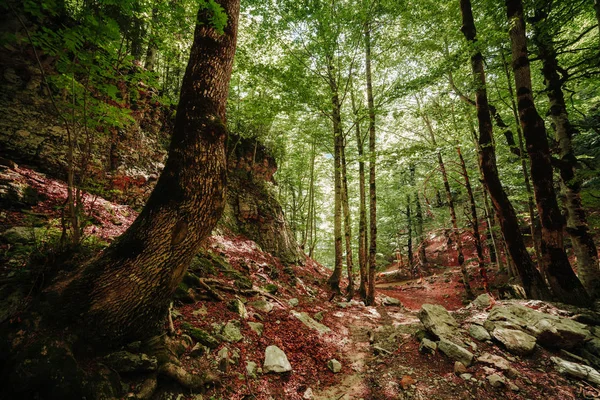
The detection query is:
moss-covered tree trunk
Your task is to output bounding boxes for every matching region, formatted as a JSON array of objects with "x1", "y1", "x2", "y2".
[
  {"x1": 532, "y1": 16, "x2": 600, "y2": 299},
  {"x1": 48, "y1": 0, "x2": 240, "y2": 344},
  {"x1": 506, "y1": 0, "x2": 590, "y2": 306},
  {"x1": 460, "y1": 0, "x2": 551, "y2": 300}
]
